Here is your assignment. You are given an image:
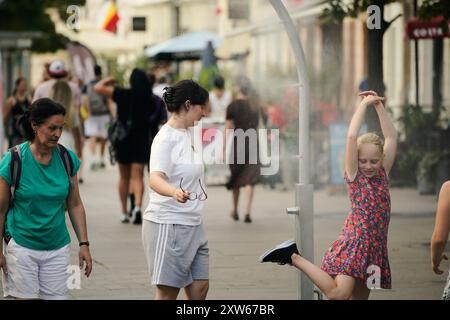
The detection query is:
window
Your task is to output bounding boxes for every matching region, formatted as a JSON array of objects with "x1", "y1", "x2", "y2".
[{"x1": 132, "y1": 17, "x2": 146, "y2": 31}]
